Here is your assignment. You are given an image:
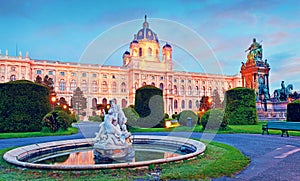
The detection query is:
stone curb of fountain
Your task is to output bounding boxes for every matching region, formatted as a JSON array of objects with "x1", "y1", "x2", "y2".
[{"x1": 3, "y1": 135, "x2": 206, "y2": 170}]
